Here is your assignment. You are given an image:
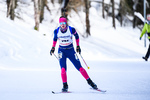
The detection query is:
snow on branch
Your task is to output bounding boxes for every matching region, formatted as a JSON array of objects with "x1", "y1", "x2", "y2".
[{"x1": 134, "y1": 12, "x2": 145, "y2": 22}]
